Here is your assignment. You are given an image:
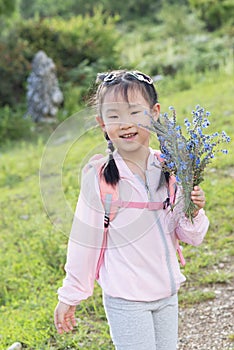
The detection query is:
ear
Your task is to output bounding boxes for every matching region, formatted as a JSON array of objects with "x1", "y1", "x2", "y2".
[
  {"x1": 96, "y1": 116, "x2": 106, "y2": 132},
  {"x1": 152, "y1": 103, "x2": 160, "y2": 121}
]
